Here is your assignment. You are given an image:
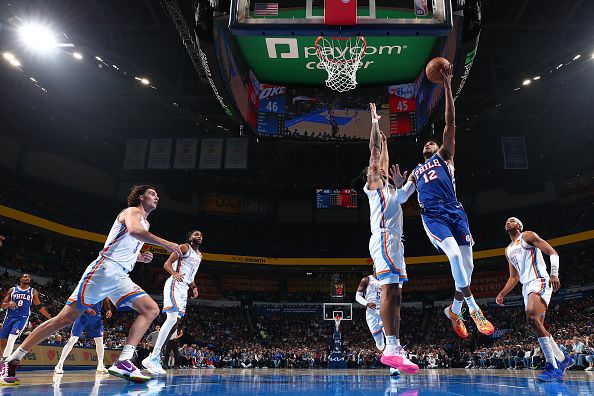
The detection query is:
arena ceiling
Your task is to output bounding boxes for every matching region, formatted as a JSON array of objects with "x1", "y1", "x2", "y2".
[{"x1": 0, "y1": 0, "x2": 592, "y2": 190}]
